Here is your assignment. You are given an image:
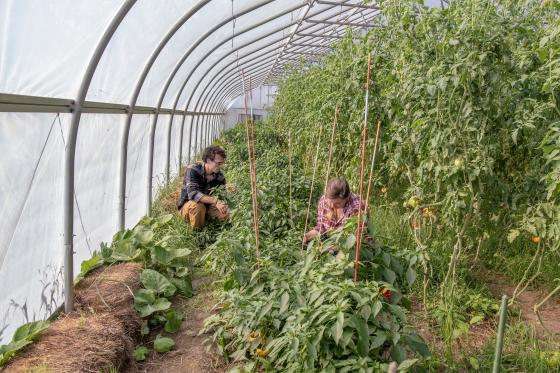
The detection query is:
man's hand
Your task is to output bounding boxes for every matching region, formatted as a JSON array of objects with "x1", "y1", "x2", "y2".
[{"x1": 216, "y1": 200, "x2": 229, "y2": 215}]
